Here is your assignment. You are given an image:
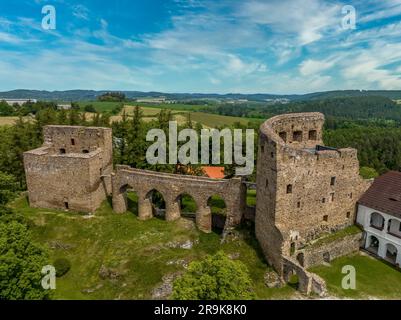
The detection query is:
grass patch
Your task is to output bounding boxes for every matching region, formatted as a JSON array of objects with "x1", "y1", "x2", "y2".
[
  {"x1": 310, "y1": 253, "x2": 401, "y2": 299},
  {"x1": 11, "y1": 195, "x2": 296, "y2": 300},
  {"x1": 307, "y1": 225, "x2": 362, "y2": 248},
  {"x1": 246, "y1": 189, "x2": 256, "y2": 207}
]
